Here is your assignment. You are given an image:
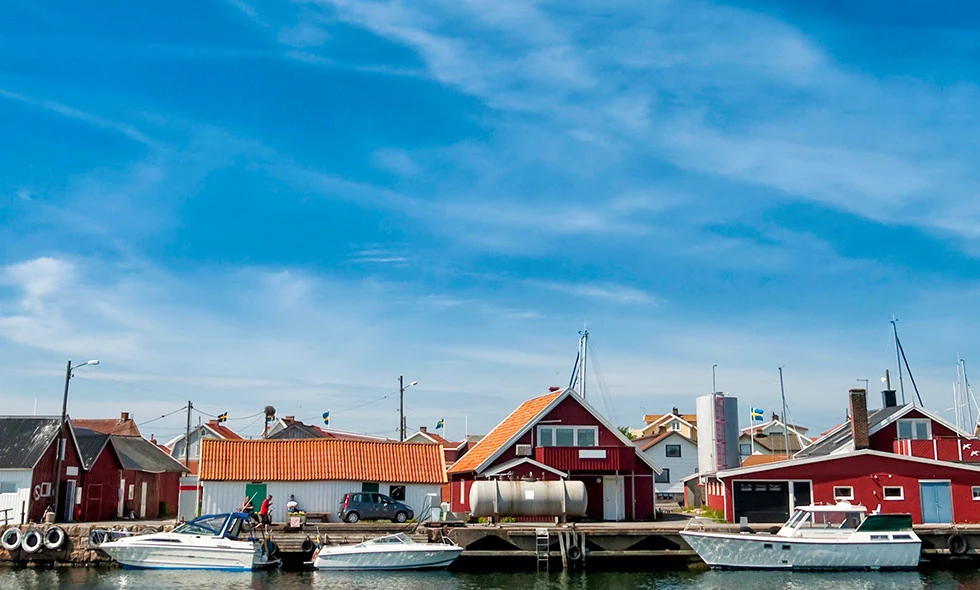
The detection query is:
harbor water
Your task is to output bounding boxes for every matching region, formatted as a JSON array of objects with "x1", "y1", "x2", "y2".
[{"x1": 2, "y1": 569, "x2": 980, "y2": 590}]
